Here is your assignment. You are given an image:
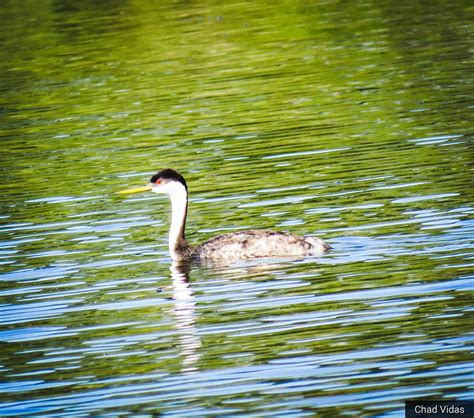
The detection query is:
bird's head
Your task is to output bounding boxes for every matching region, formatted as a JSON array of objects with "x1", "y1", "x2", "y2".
[{"x1": 118, "y1": 168, "x2": 188, "y2": 197}]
